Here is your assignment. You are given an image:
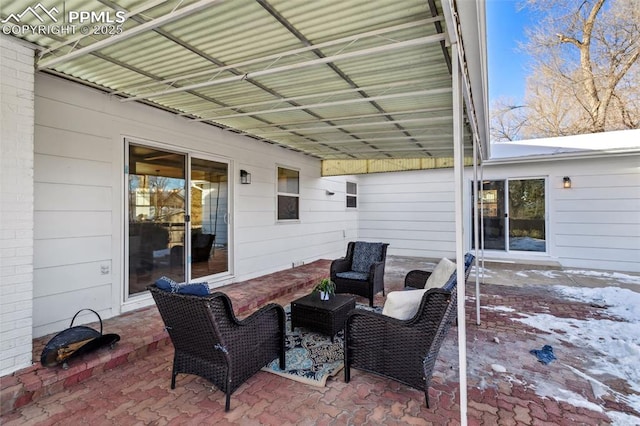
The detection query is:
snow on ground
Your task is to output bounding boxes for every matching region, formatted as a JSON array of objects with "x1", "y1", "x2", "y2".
[
  {"x1": 513, "y1": 286, "x2": 640, "y2": 423},
  {"x1": 562, "y1": 270, "x2": 640, "y2": 286},
  {"x1": 481, "y1": 305, "x2": 516, "y2": 313}
]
